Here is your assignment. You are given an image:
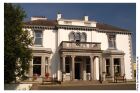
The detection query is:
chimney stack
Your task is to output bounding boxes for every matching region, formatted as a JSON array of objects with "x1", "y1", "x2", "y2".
[
  {"x1": 31, "y1": 16, "x2": 47, "y2": 21},
  {"x1": 57, "y1": 12, "x2": 62, "y2": 20},
  {"x1": 84, "y1": 16, "x2": 88, "y2": 21}
]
